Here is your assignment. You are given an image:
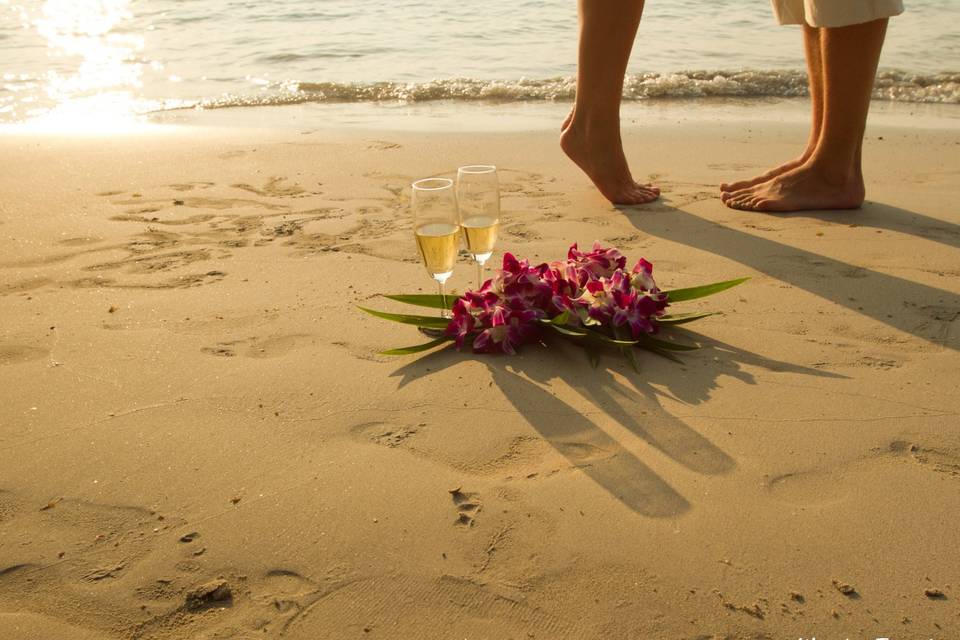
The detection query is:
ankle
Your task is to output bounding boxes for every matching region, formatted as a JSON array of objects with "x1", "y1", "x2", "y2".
[
  {"x1": 567, "y1": 110, "x2": 619, "y2": 141},
  {"x1": 802, "y1": 154, "x2": 861, "y2": 187}
]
